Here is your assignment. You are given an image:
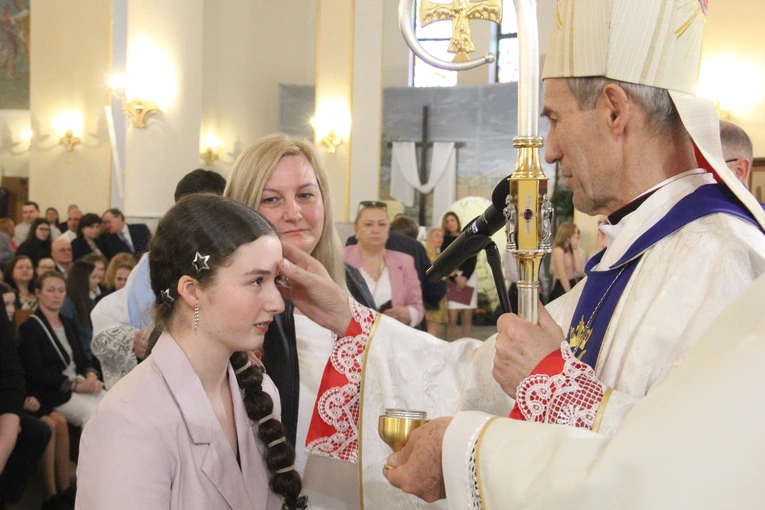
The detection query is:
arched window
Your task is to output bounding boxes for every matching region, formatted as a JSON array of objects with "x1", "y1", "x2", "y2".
[
  {"x1": 494, "y1": 0, "x2": 519, "y2": 83},
  {"x1": 412, "y1": 0, "x2": 458, "y2": 87}
]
